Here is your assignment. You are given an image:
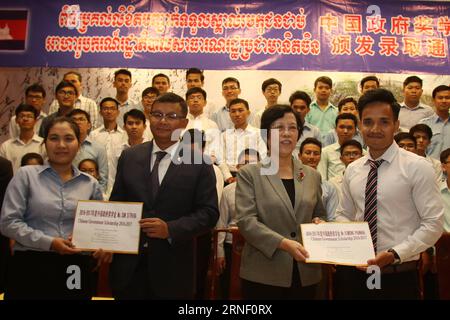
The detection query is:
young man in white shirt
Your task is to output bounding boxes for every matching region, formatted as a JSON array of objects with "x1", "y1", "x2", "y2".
[
  {"x1": 1, "y1": 104, "x2": 45, "y2": 172},
  {"x1": 207, "y1": 98, "x2": 267, "y2": 184},
  {"x1": 185, "y1": 68, "x2": 217, "y2": 118},
  {"x1": 250, "y1": 78, "x2": 282, "y2": 128},
  {"x1": 112, "y1": 69, "x2": 138, "y2": 128},
  {"x1": 152, "y1": 73, "x2": 171, "y2": 95},
  {"x1": 334, "y1": 88, "x2": 444, "y2": 299},
  {"x1": 211, "y1": 77, "x2": 241, "y2": 132},
  {"x1": 47, "y1": 71, "x2": 99, "y2": 128},
  {"x1": 9, "y1": 84, "x2": 47, "y2": 139},
  {"x1": 140, "y1": 87, "x2": 159, "y2": 141}
]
